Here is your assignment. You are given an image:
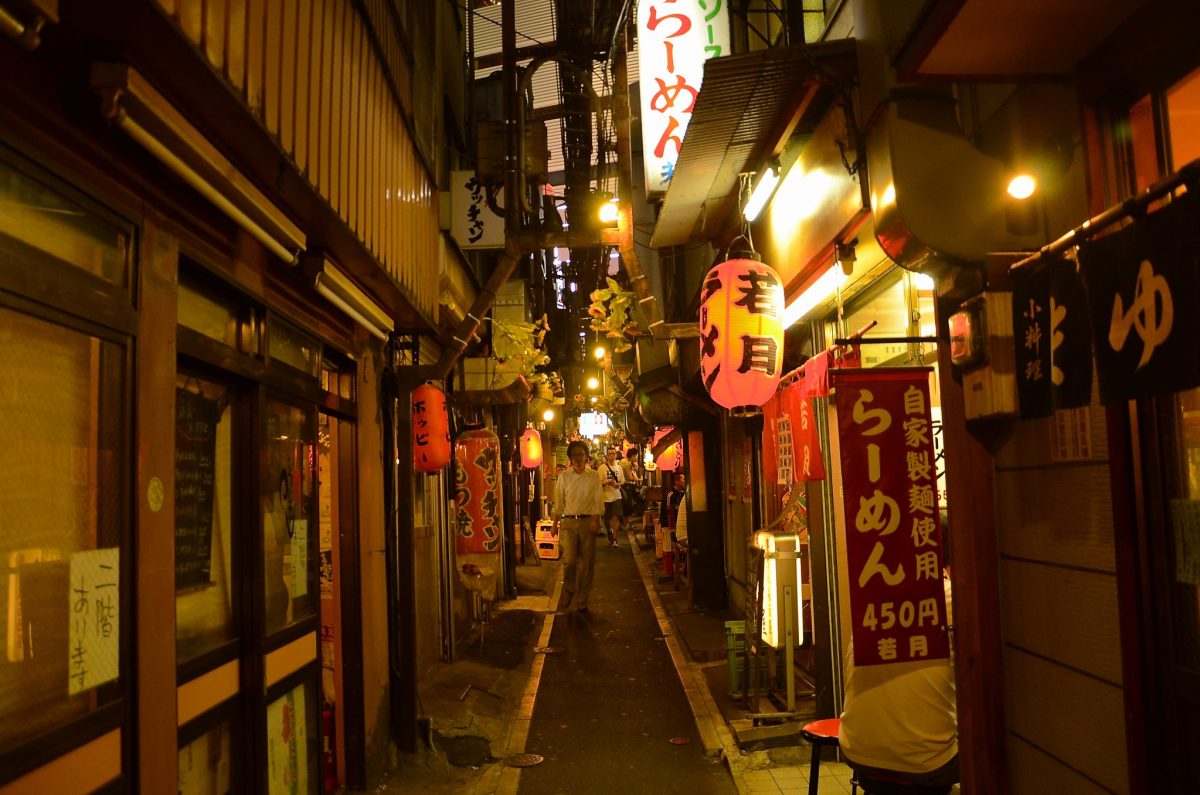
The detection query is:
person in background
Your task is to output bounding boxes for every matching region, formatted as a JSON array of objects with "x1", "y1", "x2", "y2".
[
  {"x1": 620, "y1": 447, "x2": 640, "y2": 485},
  {"x1": 600, "y1": 447, "x2": 626, "y2": 548},
  {"x1": 837, "y1": 523, "x2": 957, "y2": 792},
  {"x1": 551, "y1": 440, "x2": 604, "y2": 613},
  {"x1": 658, "y1": 471, "x2": 685, "y2": 575}
]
